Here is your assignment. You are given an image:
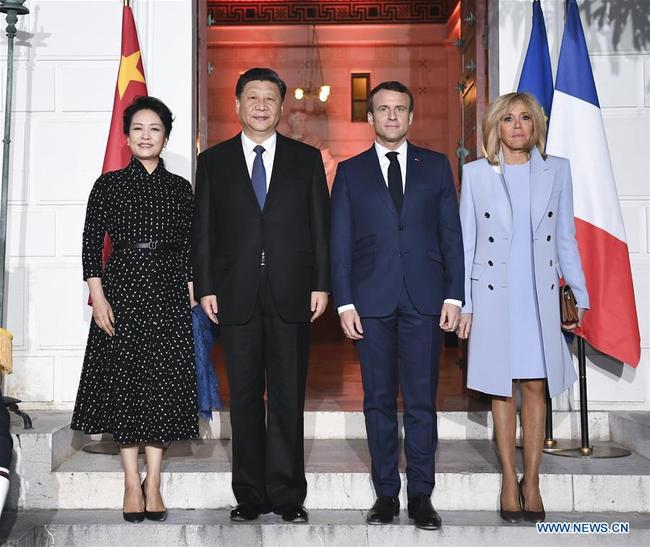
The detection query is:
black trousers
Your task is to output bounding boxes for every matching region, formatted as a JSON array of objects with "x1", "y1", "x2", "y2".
[
  {"x1": 220, "y1": 268, "x2": 310, "y2": 507},
  {"x1": 0, "y1": 387, "x2": 12, "y2": 470}
]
